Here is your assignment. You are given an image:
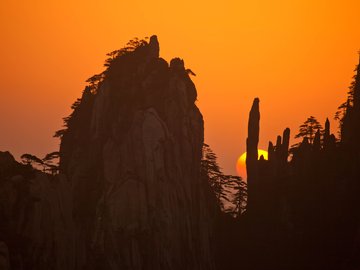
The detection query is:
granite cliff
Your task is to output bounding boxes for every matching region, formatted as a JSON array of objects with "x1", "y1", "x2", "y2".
[
  {"x1": 0, "y1": 36, "x2": 215, "y2": 270},
  {"x1": 58, "y1": 35, "x2": 214, "y2": 270}
]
